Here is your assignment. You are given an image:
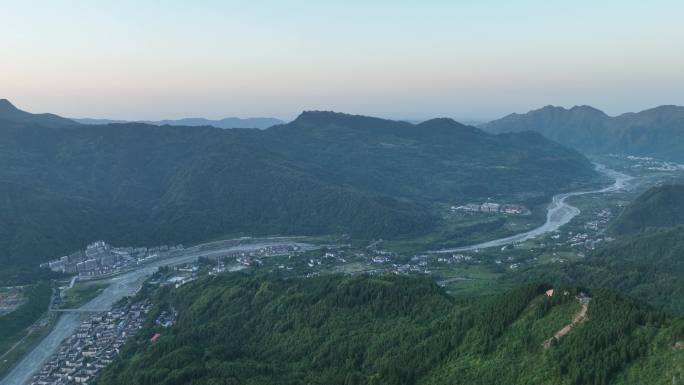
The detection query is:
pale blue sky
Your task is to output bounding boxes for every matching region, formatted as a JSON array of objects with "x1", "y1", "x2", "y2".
[{"x1": 1, "y1": 0, "x2": 683, "y2": 121}]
